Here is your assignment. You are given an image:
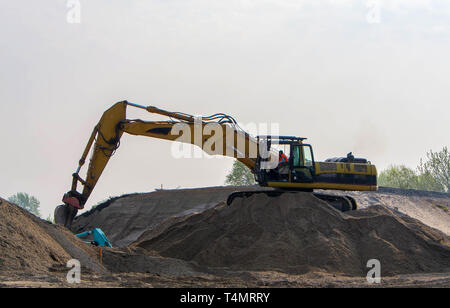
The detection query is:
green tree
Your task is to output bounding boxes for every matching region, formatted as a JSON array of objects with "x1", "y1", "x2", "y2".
[
  {"x1": 8, "y1": 192, "x2": 41, "y2": 217},
  {"x1": 225, "y1": 161, "x2": 256, "y2": 186},
  {"x1": 378, "y1": 146, "x2": 449, "y2": 192},
  {"x1": 378, "y1": 165, "x2": 419, "y2": 189},
  {"x1": 416, "y1": 171, "x2": 443, "y2": 192},
  {"x1": 417, "y1": 146, "x2": 449, "y2": 192}
]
